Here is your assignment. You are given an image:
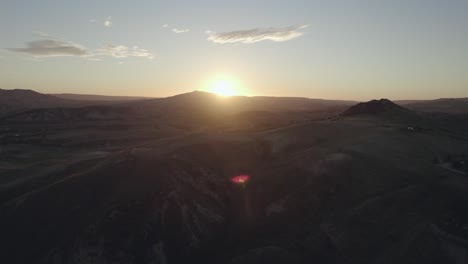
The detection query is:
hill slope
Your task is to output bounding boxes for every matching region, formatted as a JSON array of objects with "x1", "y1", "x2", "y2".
[
  {"x1": 1, "y1": 91, "x2": 355, "y2": 131},
  {"x1": 342, "y1": 99, "x2": 410, "y2": 116},
  {"x1": 52, "y1": 93, "x2": 153, "y2": 102},
  {"x1": 402, "y1": 98, "x2": 468, "y2": 114},
  {"x1": 0, "y1": 89, "x2": 72, "y2": 115},
  {"x1": 1, "y1": 118, "x2": 468, "y2": 263}
]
